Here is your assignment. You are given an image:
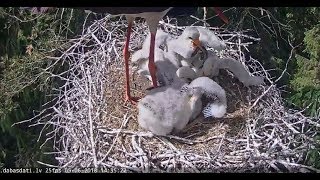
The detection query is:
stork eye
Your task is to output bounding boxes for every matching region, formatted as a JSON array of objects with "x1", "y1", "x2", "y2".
[{"x1": 188, "y1": 37, "x2": 193, "y2": 40}]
